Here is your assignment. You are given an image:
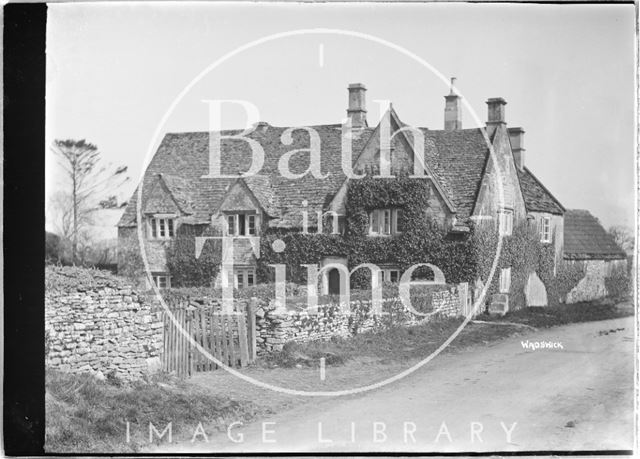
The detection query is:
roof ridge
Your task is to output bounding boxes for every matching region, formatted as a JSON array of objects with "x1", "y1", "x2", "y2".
[{"x1": 164, "y1": 123, "x2": 375, "y2": 137}]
